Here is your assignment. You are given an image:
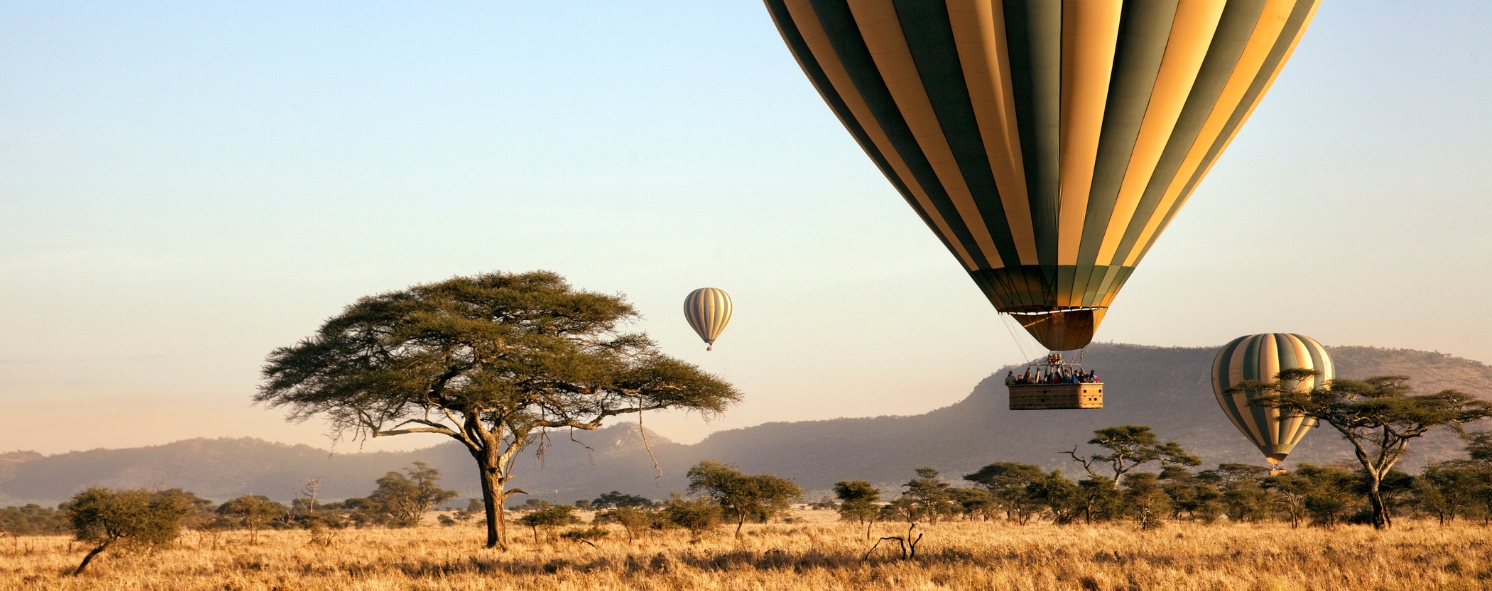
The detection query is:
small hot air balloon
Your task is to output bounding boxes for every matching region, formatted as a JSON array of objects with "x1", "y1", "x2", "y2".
[
  {"x1": 764, "y1": 0, "x2": 1320, "y2": 352},
  {"x1": 1211, "y1": 333, "x2": 1333, "y2": 465},
  {"x1": 683, "y1": 288, "x2": 733, "y2": 351}
]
